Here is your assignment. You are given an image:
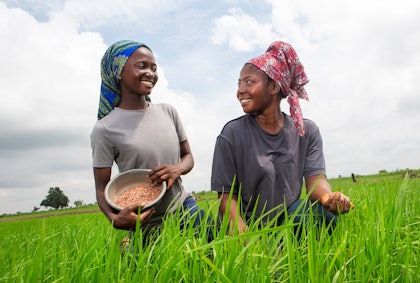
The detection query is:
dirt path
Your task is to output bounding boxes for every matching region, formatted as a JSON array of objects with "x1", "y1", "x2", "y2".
[{"x1": 0, "y1": 208, "x2": 101, "y2": 223}]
